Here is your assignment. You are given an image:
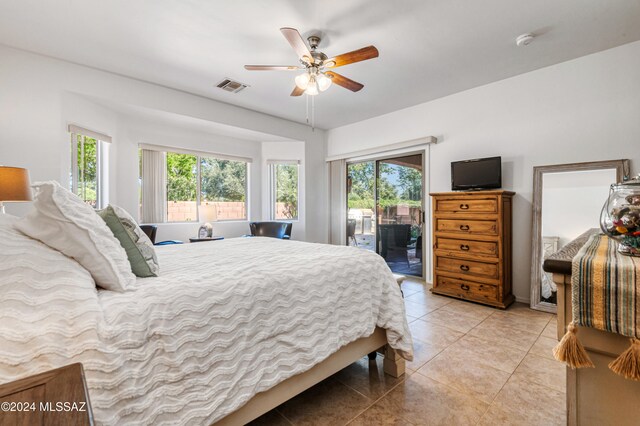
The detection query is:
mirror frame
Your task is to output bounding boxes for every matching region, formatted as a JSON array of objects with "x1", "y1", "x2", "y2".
[{"x1": 530, "y1": 159, "x2": 631, "y2": 313}]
